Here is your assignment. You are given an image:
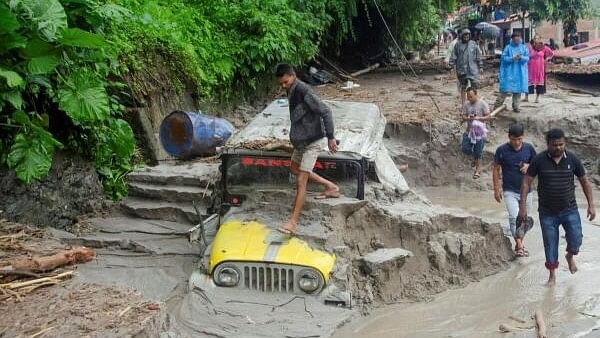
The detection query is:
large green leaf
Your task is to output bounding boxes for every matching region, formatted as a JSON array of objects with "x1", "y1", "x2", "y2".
[
  {"x1": 0, "y1": 68, "x2": 24, "y2": 88},
  {"x1": 21, "y1": 38, "x2": 56, "y2": 58},
  {"x1": 1, "y1": 91, "x2": 23, "y2": 109},
  {"x1": 7, "y1": 129, "x2": 62, "y2": 184},
  {"x1": 0, "y1": 3, "x2": 20, "y2": 33},
  {"x1": 27, "y1": 55, "x2": 60, "y2": 74},
  {"x1": 16, "y1": 0, "x2": 67, "y2": 42},
  {"x1": 0, "y1": 31, "x2": 27, "y2": 50},
  {"x1": 59, "y1": 28, "x2": 107, "y2": 49},
  {"x1": 58, "y1": 70, "x2": 110, "y2": 123},
  {"x1": 108, "y1": 119, "x2": 135, "y2": 160},
  {"x1": 31, "y1": 124, "x2": 62, "y2": 153}
]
